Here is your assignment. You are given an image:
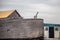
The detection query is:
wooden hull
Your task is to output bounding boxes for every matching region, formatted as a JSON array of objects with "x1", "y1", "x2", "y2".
[{"x1": 0, "y1": 19, "x2": 44, "y2": 39}]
